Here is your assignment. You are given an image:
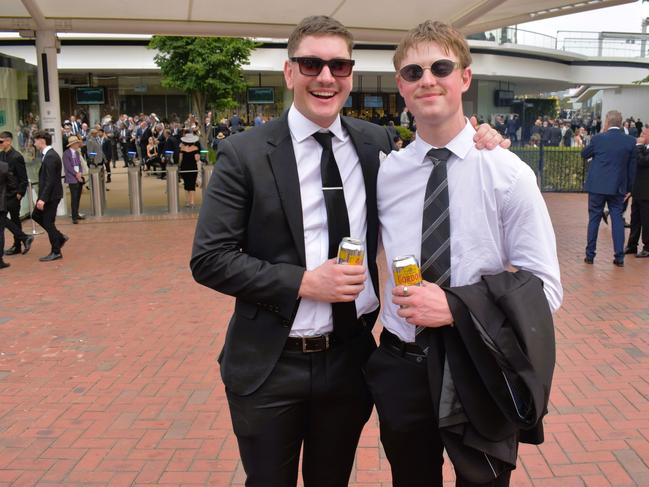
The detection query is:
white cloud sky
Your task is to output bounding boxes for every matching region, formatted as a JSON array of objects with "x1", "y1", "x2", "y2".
[{"x1": 518, "y1": 1, "x2": 648, "y2": 37}]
